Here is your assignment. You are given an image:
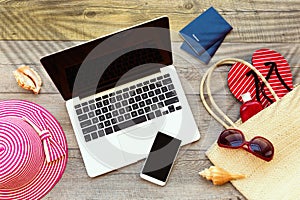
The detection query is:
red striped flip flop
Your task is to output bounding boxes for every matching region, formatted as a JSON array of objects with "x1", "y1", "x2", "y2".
[
  {"x1": 228, "y1": 49, "x2": 293, "y2": 107},
  {"x1": 0, "y1": 100, "x2": 67, "y2": 200}
]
